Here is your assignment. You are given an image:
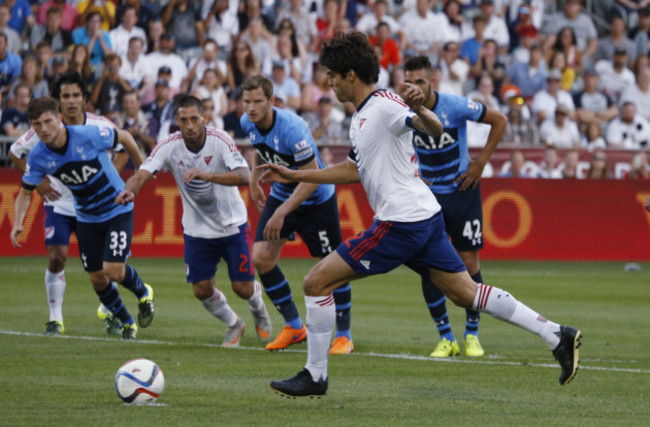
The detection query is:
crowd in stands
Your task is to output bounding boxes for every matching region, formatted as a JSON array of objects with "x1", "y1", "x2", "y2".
[{"x1": 0, "y1": 0, "x2": 649, "y2": 180}]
